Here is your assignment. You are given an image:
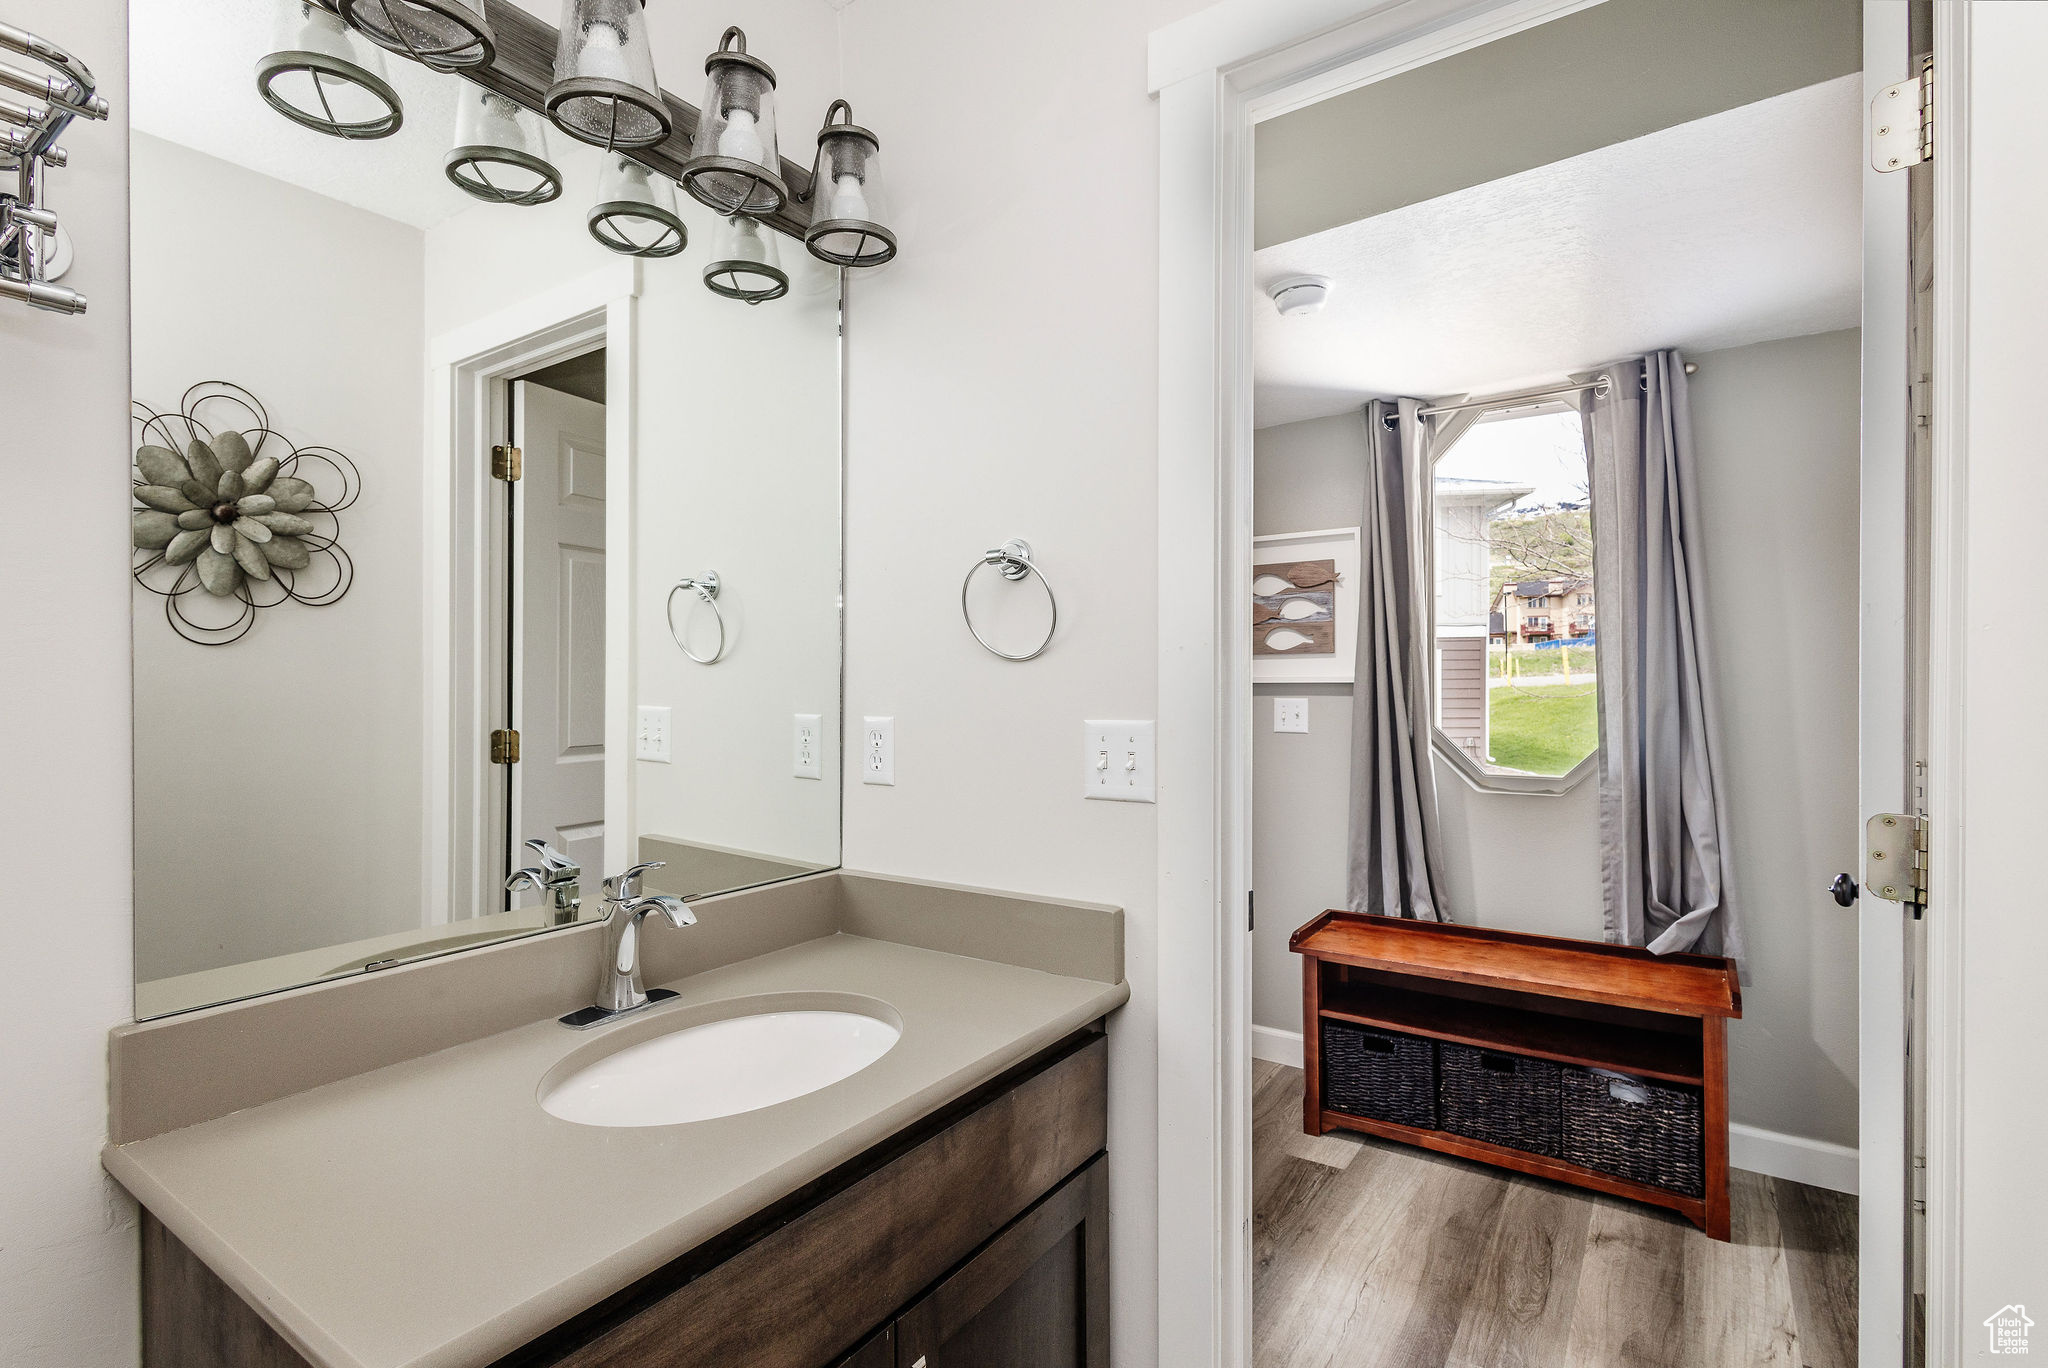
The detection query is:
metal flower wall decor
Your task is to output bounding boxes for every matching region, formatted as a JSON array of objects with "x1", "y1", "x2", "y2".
[{"x1": 132, "y1": 383, "x2": 359, "y2": 645}]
